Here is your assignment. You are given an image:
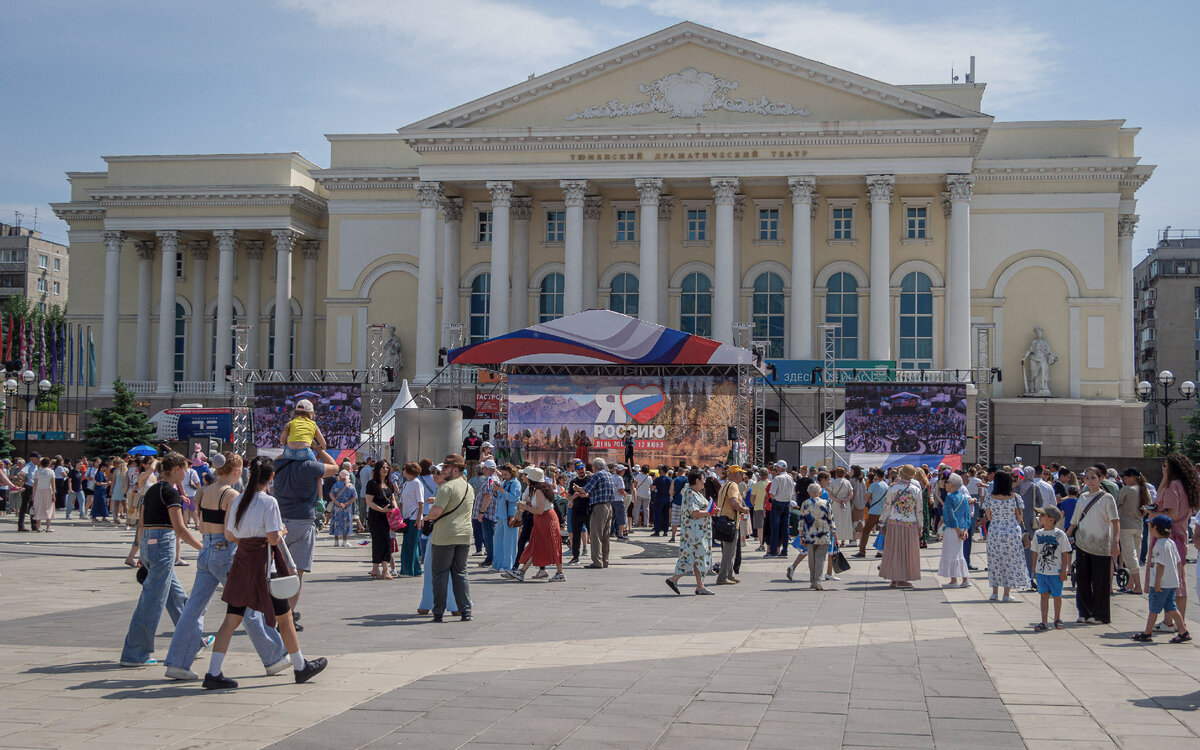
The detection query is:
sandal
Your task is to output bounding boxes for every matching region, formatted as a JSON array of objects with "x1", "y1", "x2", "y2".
[
  {"x1": 1171, "y1": 632, "x2": 1192, "y2": 644},
  {"x1": 1054, "y1": 620, "x2": 1065, "y2": 630},
  {"x1": 1131, "y1": 632, "x2": 1153, "y2": 642},
  {"x1": 665, "y1": 578, "x2": 680, "y2": 595},
  {"x1": 1033, "y1": 623, "x2": 1049, "y2": 632}
]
